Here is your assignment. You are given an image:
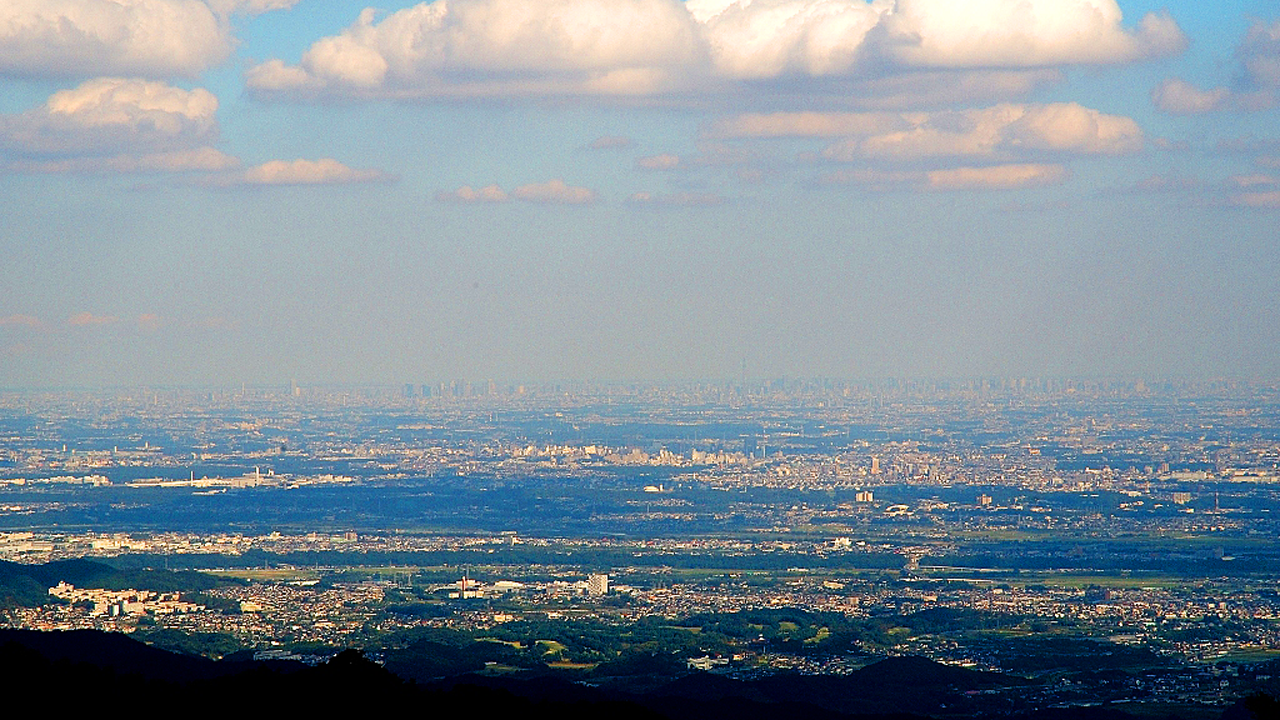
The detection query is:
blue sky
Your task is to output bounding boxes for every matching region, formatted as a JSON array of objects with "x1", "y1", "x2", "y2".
[{"x1": 1, "y1": 0, "x2": 1278, "y2": 387}]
